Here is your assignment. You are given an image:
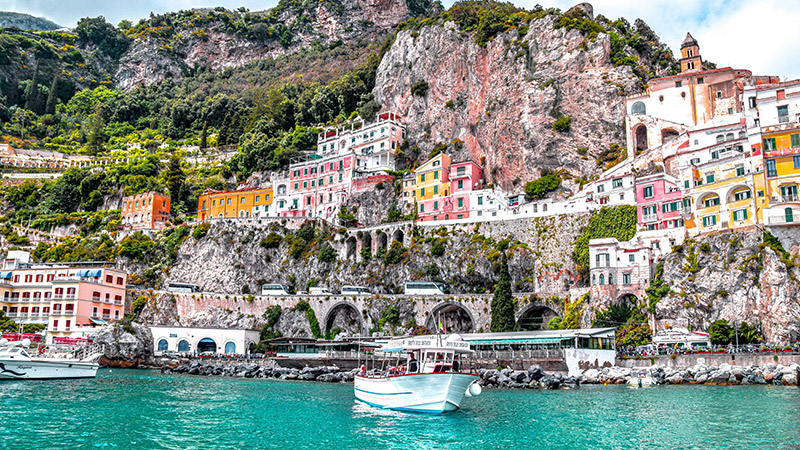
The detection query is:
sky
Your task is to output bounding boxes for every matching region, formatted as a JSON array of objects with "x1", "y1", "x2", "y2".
[{"x1": 3, "y1": 0, "x2": 799, "y2": 80}]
